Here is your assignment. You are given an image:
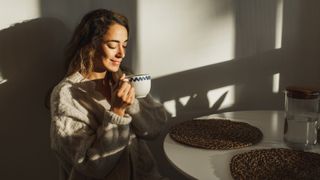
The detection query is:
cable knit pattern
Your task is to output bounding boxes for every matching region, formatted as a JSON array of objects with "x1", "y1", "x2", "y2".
[
  {"x1": 50, "y1": 72, "x2": 168, "y2": 180},
  {"x1": 105, "y1": 111, "x2": 132, "y2": 125}
]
